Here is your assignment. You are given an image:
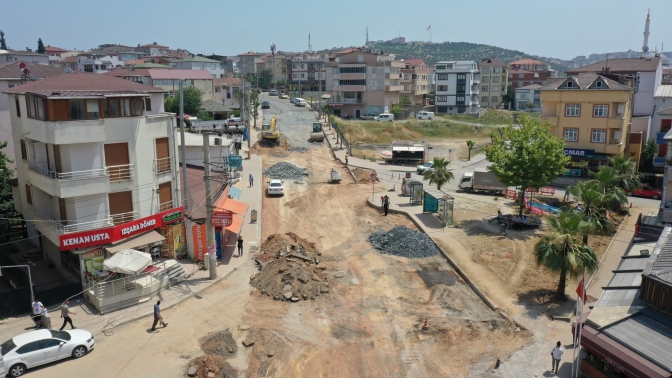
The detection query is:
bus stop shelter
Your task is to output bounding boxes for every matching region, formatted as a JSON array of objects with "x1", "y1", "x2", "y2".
[{"x1": 422, "y1": 189, "x2": 454, "y2": 226}]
